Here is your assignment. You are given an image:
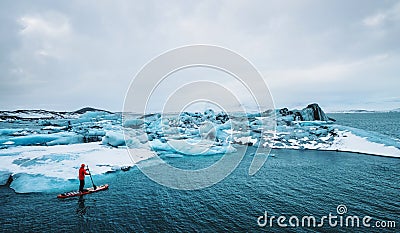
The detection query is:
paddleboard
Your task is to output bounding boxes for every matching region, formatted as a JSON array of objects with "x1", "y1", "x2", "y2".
[{"x1": 57, "y1": 184, "x2": 109, "y2": 199}]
